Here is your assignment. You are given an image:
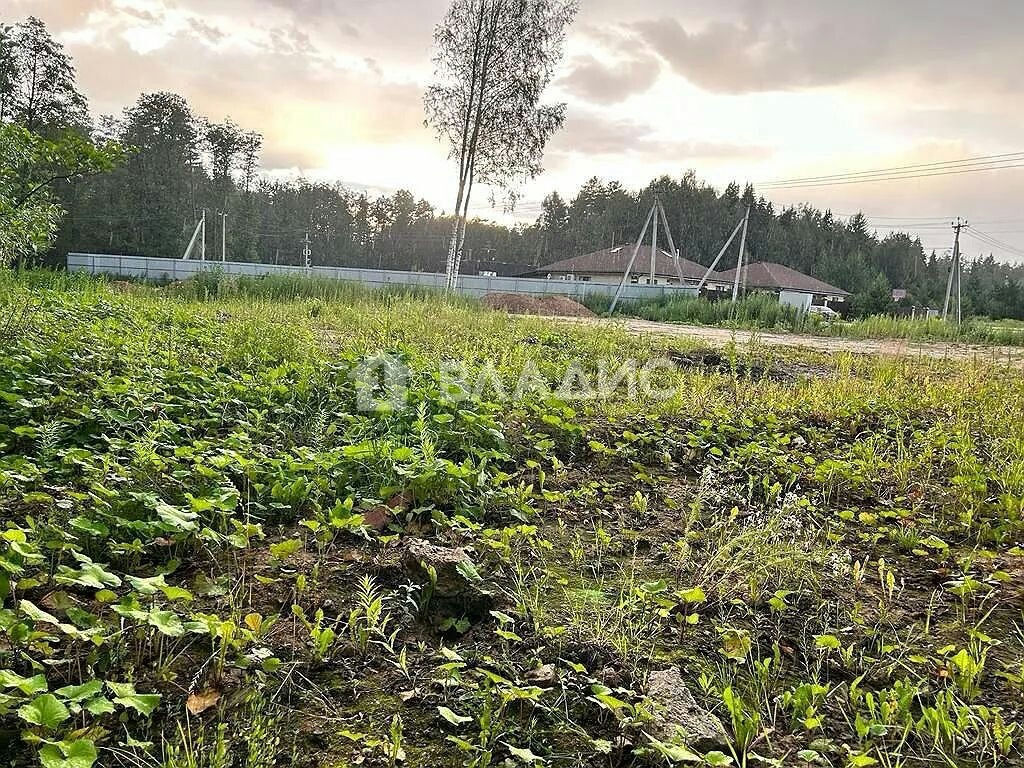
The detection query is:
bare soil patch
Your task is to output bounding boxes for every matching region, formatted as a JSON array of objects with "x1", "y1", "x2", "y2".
[{"x1": 482, "y1": 292, "x2": 595, "y2": 318}]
